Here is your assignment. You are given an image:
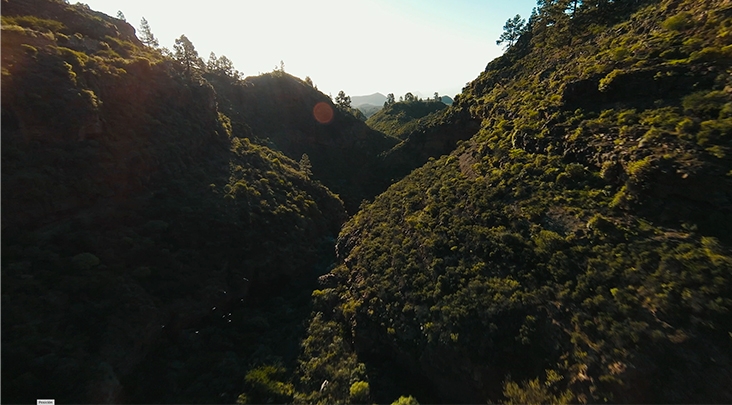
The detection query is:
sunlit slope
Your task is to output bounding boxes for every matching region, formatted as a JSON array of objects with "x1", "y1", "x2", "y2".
[
  {"x1": 366, "y1": 99, "x2": 448, "y2": 140},
  {"x1": 296, "y1": 0, "x2": 732, "y2": 403}
]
